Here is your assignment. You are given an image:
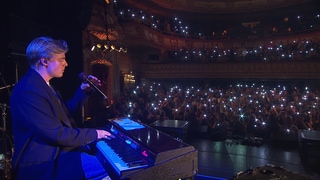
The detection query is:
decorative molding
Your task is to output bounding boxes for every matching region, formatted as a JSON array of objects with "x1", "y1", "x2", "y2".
[
  {"x1": 121, "y1": 22, "x2": 320, "y2": 51},
  {"x1": 124, "y1": 0, "x2": 312, "y2": 13},
  {"x1": 139, "y1": 61, "x2": 320, "y2": 79}
]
